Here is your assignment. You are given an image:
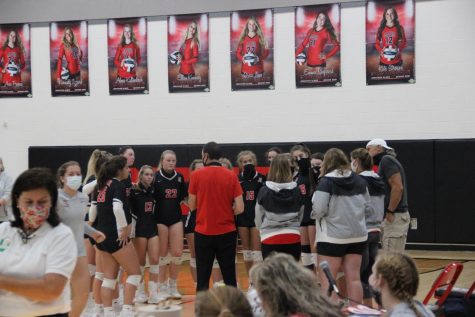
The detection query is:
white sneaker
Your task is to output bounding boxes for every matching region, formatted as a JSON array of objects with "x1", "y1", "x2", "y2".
[
  {"x1": 157, "y1": 282, "x2": 170, "y2": 300},
  {"x1": 91, "y1": 305, "x2": 104, "y2": 317},
  {"x1": 167, "y1": 279, "x2": 182, "y2": 299},
  {"x1": 133, "y1": 289, "x2": 148, "y2": 304},
  {"x1": 112, "y1": 298, "x2": 122, "y2": 313},
  {"x1": 148, "y1": 281, "x2": 166, "y2": 304},
  {"x1": 213, "y1": 280, "x2": 225, "y2": 288},
  {"x1": 118, "y1": 308, "x2": 134, "y2": 317}
]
